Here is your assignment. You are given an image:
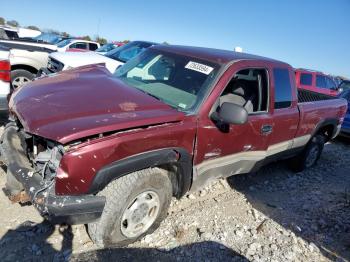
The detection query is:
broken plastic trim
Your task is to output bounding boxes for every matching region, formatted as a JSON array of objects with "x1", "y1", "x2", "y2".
[{"x1": 0, "y1": 125, "x2": 105, "y2": 224}]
